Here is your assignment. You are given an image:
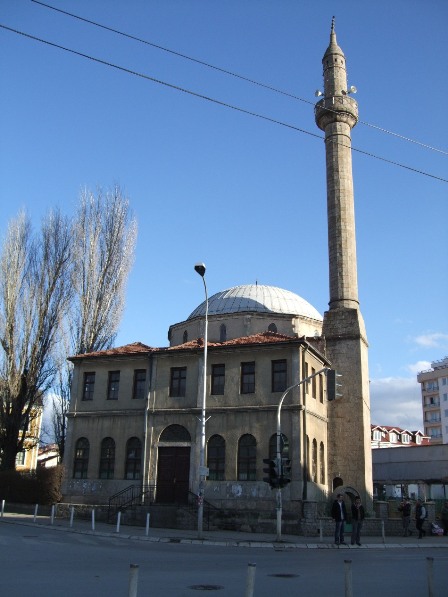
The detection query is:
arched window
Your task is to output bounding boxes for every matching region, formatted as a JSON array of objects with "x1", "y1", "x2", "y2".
[
  {"x1": 268, "y1": 323, "x2": 277, "y2": 333},
  {"x1": 73, "y1": 437, "x2": 89, "y2": 479},
  {"x1": 183, "y1": 330, "x2": 188, "y2": 343},
  {"x1": 125, "y1": 437, "x2": 142, "y2": 480},
  {"x1": 238, "y1": 434, "x2": 256, "y2": 481},
  {"x1": 312, "y1": 439, "x2": 318, "y2": 482},
  {"x1": 320, "y1": 442, "x2": 325, "y2": 484},
  {"x1": 99, "y1": 437, "x2": 115, "y2": 479},
  {"x1": 268, "y1": 433, "x2": 290, "y2": 460},
  {"x1": 159, "y1": 425, "x2": 191, "y2": 442},
  {"x1": 207, "y1": 435, "x2": 225, "y2": 481},
  {"x1": 220, "y1": 324, "x2": 227, "y2": 342},
  {"x1": 333, "y1": 477, "x2": 343, "y2": 491}
]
